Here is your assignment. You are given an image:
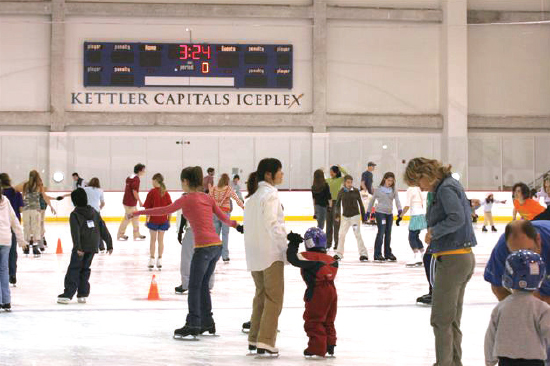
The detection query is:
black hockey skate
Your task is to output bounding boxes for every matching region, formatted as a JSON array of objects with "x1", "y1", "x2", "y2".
[
  {"x1": 9, "y1": 275, "x2": 16, "y2": 286},
  {"x1": 327, "y1": 345, "x2": 335, "y2": 358},
  {"x1": 491, "y1": 226, "x2": 498, "y2": 232},
  {"x1": 247, "y1": 344, "x2": 257, "y2": 356},
  {"x1": 242, "y1": 321, "x2": 251, "y2": 333},
  {"x1": 374, "y1": 255, "x2": 386, "y2": 262},
  {"x1": 256, "y1": 347, "x2": 279, "y2": 358},
  {"x1": 359, "y1": 255, "x2": 369, "y2": 262},
  {"x1": 23, "y1": 245, "x2": 29, "y2": 255},
  {"x1": 1, "y1": 303, "x2": 11, "y2": 312},
  {"x1": 385, "y1": 254, "x2": 397, "y2": 262},
  {"x1": 32, "y1": 245, "x2": 41, "y2": 258},
  {"x1": 200, "y1": 320, "x2": 217, "y2": 336},
  {"x1": 175, "y1": 285, "x2": 187, "y2": 295},
  {"x1": 173, "y1": 325, "x2": 200, "y2": 340},
  {"x1": 482, "y1": 226, "x2": 488, "y2": 232},
  {"x1": 416, "y1": 293, "x2": 432, "y2": 306},
  {"x1": 304, "y1": 349, "x2": 325, "y2": 359}
]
